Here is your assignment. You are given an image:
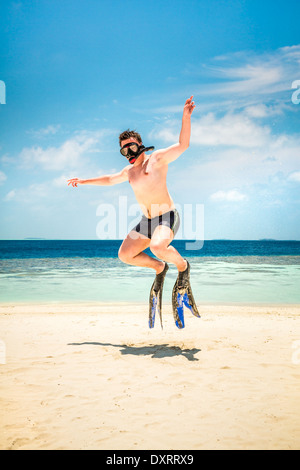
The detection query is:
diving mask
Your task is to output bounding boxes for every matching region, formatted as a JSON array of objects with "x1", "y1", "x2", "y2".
[{"x1": 120, "y1": 143, "x2": 155, "y2": 164}]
